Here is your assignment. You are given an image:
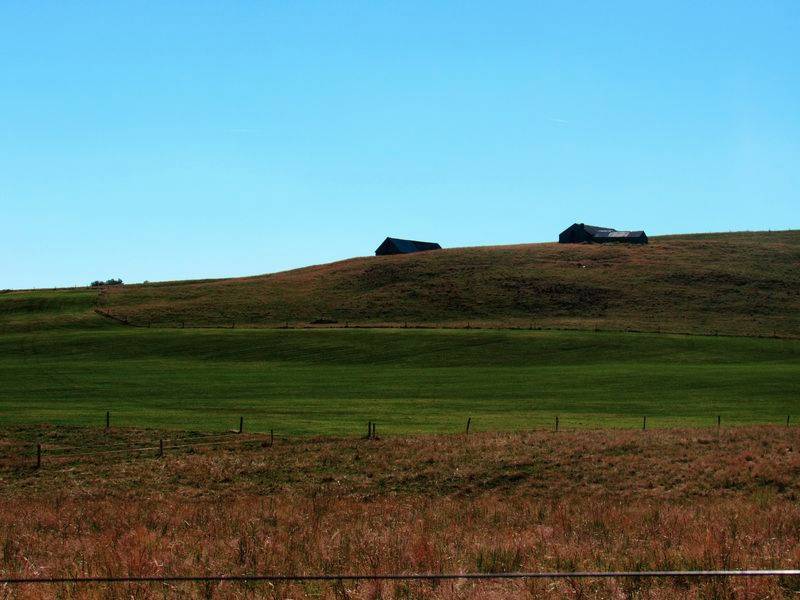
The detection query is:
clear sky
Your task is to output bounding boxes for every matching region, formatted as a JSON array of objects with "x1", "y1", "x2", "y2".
[{"x1": 2, "y1": 1, "x2": 798, "y2": 289}]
